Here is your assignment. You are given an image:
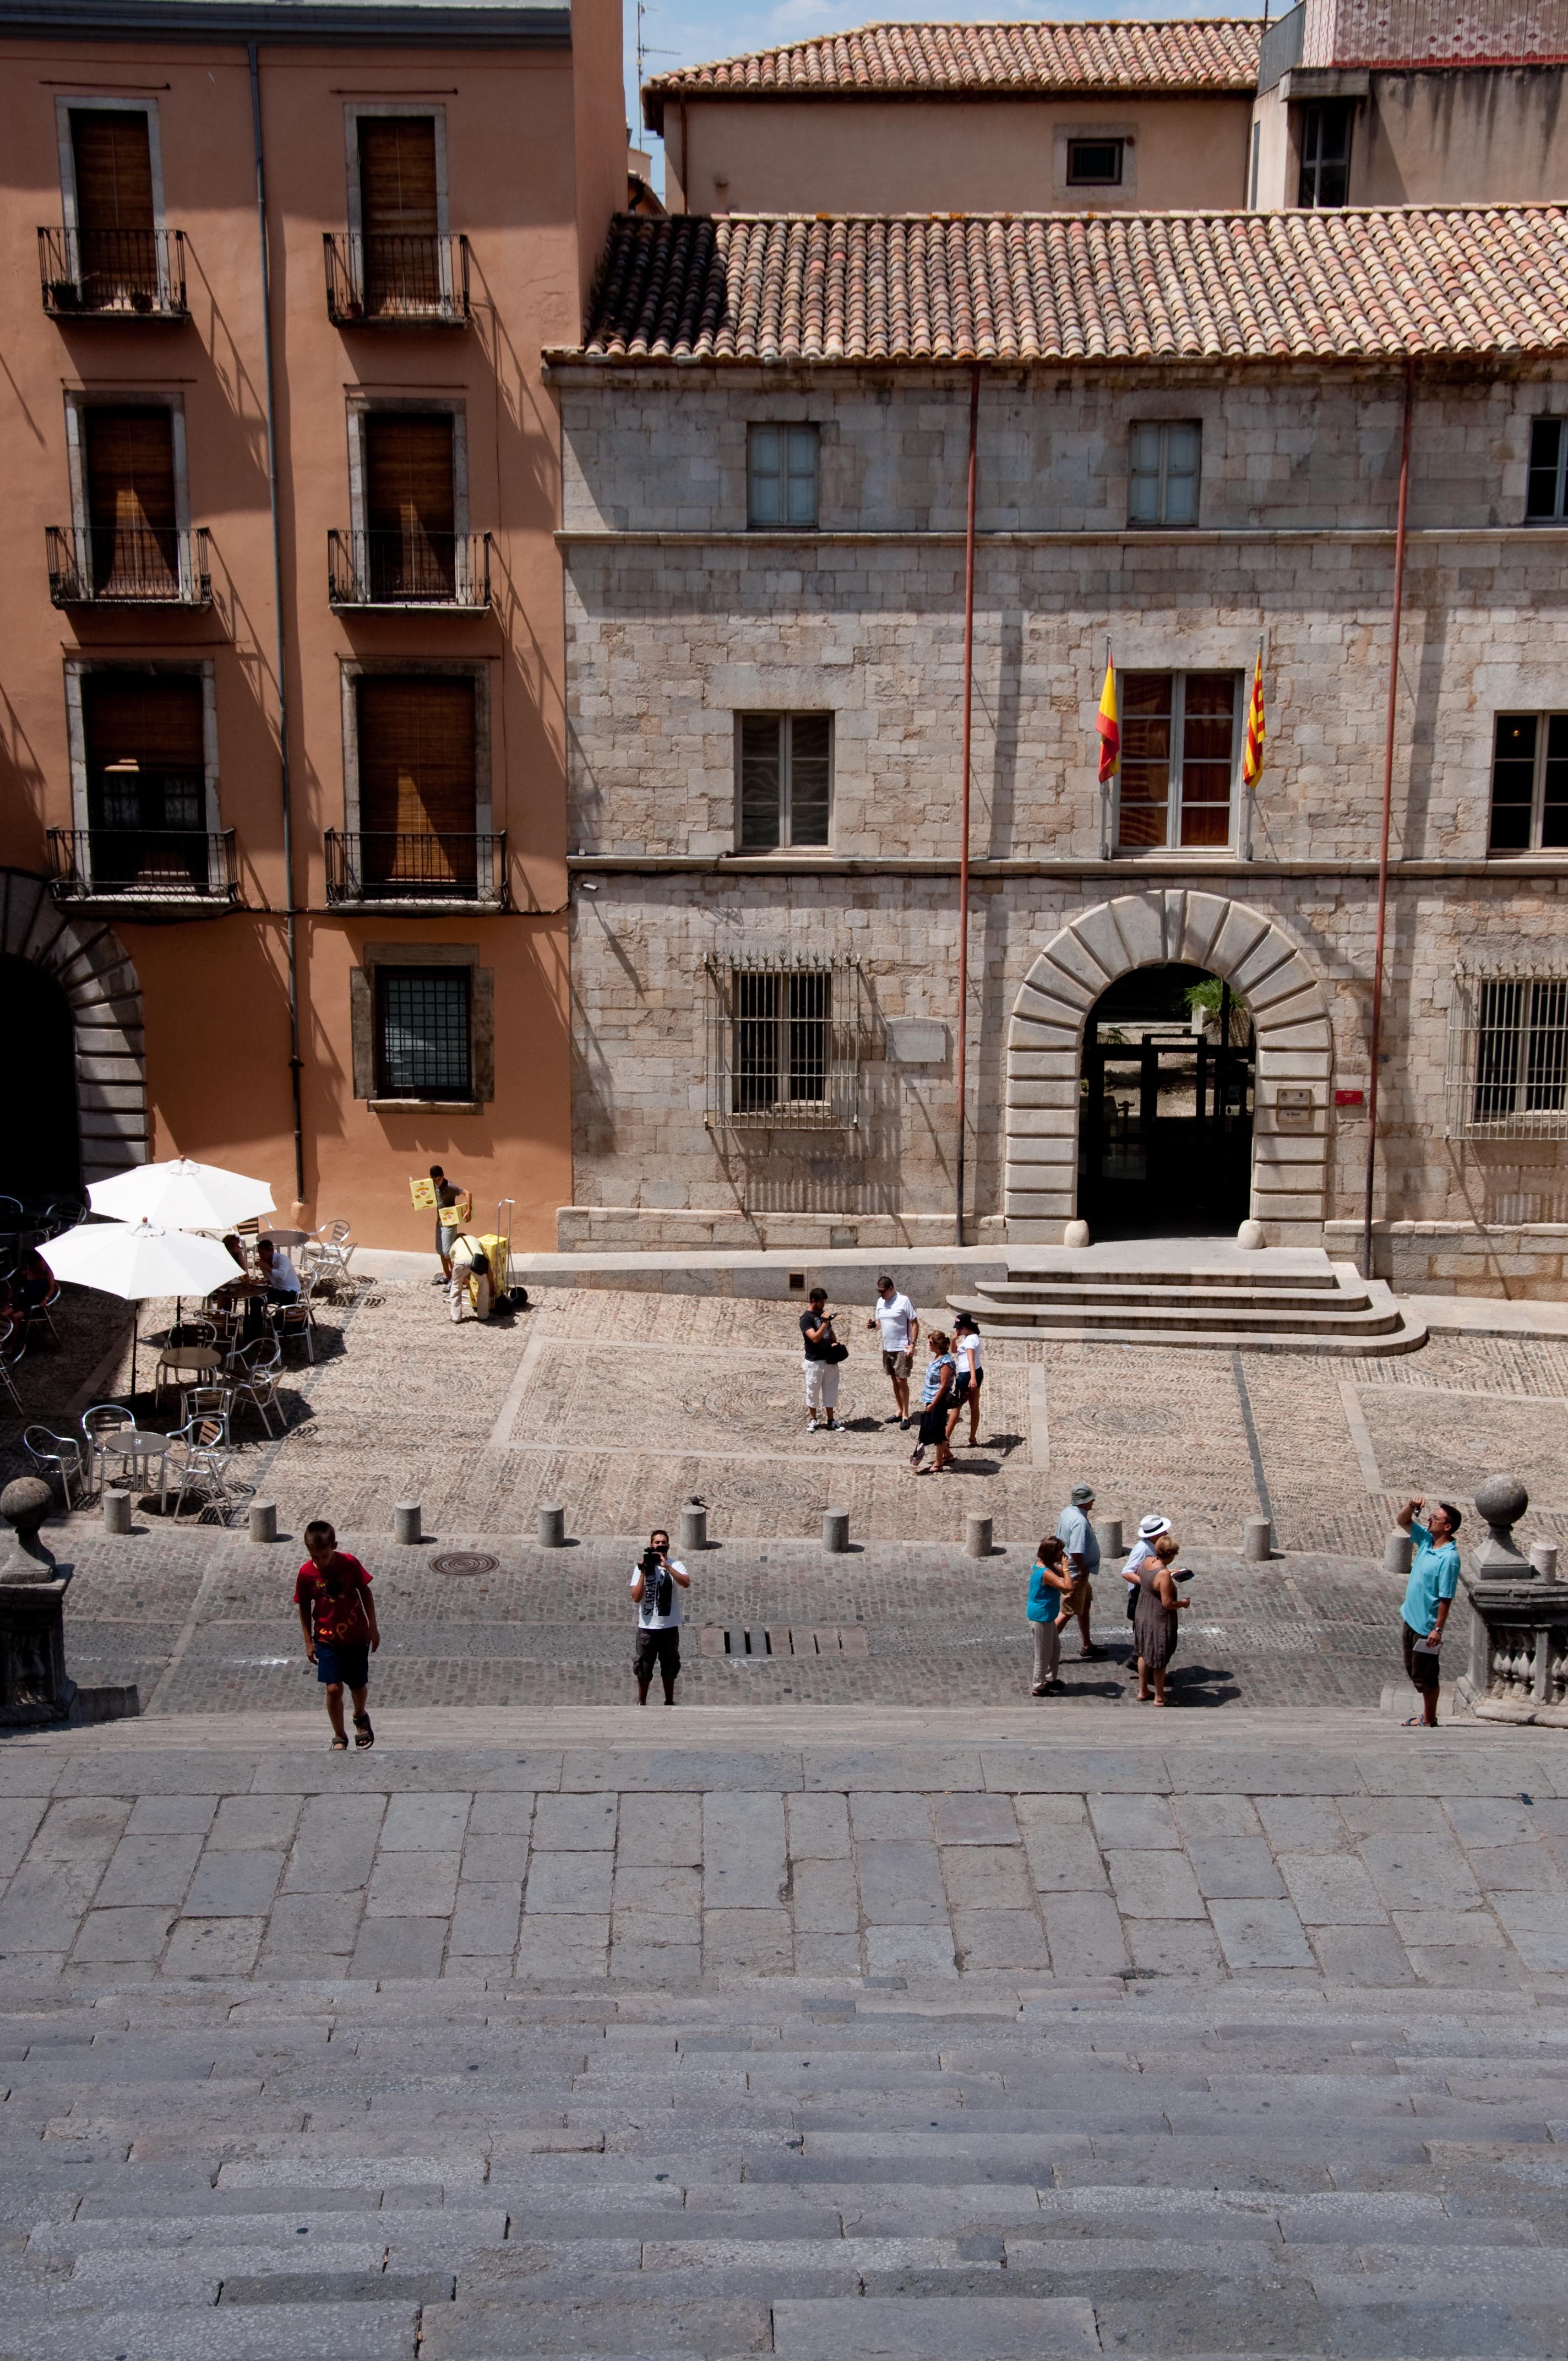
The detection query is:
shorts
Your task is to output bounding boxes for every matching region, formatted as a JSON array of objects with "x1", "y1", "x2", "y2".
[
  {"x1": 952, "y1": 1369, "x2": 982, "y2": 1405},
  {"x1": 437, "y1": 1218, "x2": 459, "y2": 1256},
  {"x1": 316, "y1": 1640, "x2": 370, "y2": 1690},
  {"x1": 634, "y1": 1625, "x2": 682, "y2": 1682},
  {"x1": 1068, "y1": 1573, "x2": 1093, "y2": 1618},
  {"x1": 881, "y1": 1348, "x2": 912, "y2": 1379},
  {"x1": 803, "y1": 1356, "x2": 841, "y2": 1412},
  {"x1": 1402, "y1": 1619, "x2": 1442, "y2": 1692}
]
